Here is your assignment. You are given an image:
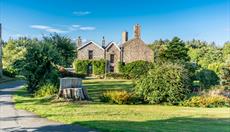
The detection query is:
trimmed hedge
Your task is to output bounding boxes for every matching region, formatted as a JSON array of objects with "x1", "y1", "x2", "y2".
[
  {"x1": 73, "y1": 59, "x2": 105, "y2": 75},
  {"x1": 118, "y1": 60, "x2": 153, "y2": 79}
]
